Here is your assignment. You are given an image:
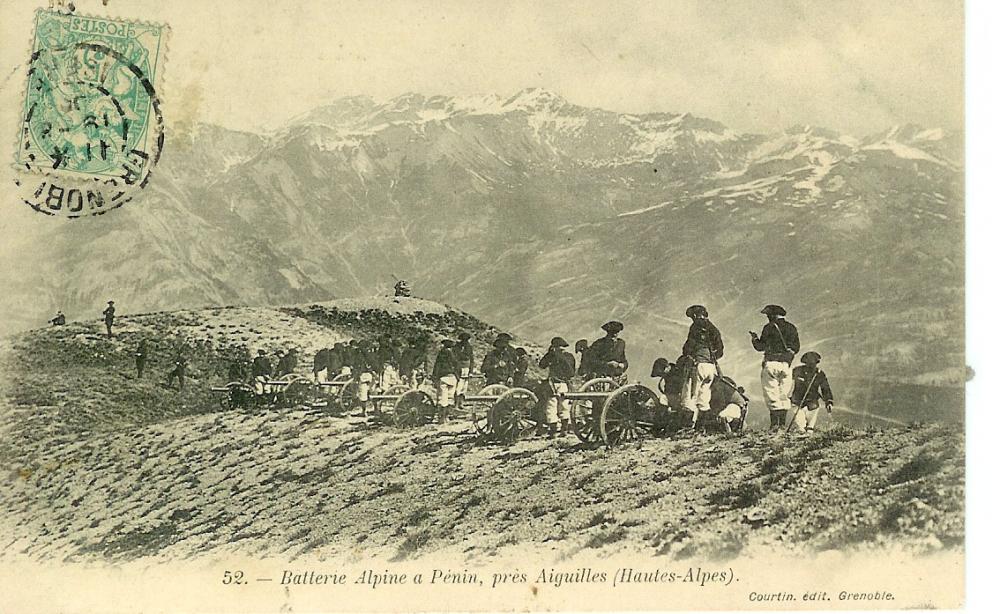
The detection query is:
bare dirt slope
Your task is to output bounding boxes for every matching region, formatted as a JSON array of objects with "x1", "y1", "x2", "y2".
[{"x1": 0, "y1": 302, "x2": 964, "y2": 563}]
